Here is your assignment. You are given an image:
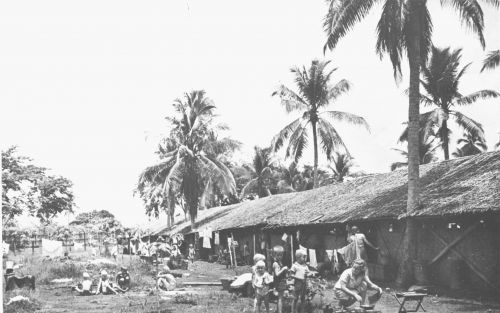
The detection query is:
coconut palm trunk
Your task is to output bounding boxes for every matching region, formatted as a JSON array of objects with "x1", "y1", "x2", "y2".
[
  {"x1": 397, "y1": 0, "x2": 424, "y2": 286},
  {"x1": 441, "y1": 119, "x2": 450, "y2": 160},
  {"x1": 312, "y1": 120, "x2": 319, "y2": 188}
]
